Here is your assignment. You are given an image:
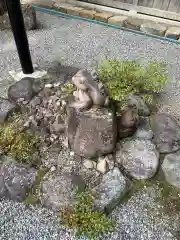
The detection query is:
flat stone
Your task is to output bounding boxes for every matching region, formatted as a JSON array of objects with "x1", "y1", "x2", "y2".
[
  {"x1": 140, "y1": 22, "x2": 167, "y2": 36},
  {"x1": 66, "y1": 7, "x2": 84, "y2": 16},
  {"x1": 40, "y1": 172, "x2": 85, "y2": 211},
  {"x1": 79, "y1": 9, "x2": 96, "y2": 19},
  {"x1": 96, "y1": 157, "x2": 108, "y2": 174},
  {"x1": 0, "y1": 157, "x2": 36, "y2": 201},
  {"x1": 116, "y1": 138, "x2": 159, "y2": 180},
  {"x1": 94, "y1": 12, "x2": 113, "y2": 22},
  {"x1": 92, "y1": 168, "x2": 131, "y2": 213},
  {"x1": 162, "y1": 152, "x2": 180, "y2": 188},
  {"x1": 8, "y1": 77, "x2": 37, "y2": 102},
  {"x1": 165, "y1": 27, "x2": 180, "y2": 40},
  {"x1": 67, "y1": 107, "x2": 117, "y2": 158},
  {"x1": 124, "y1": 17, "x2": 143, "y2": 30},
  {"x1": 151, "y1": 113, "x2": 180, "y2": 153},
  {"x1": 108, "y1": 15, "x2": 128, "y2": 26},
  {"x1": 0, "y1": 4, "x2": 36, "y2": 30},
  {"x1": 0, "y1": 98, "x2": 18, "y2": 123}
]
